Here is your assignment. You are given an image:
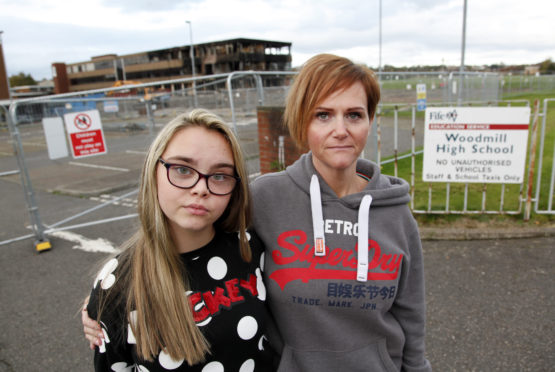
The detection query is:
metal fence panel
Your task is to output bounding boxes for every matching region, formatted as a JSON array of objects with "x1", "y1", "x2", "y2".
[
  {"x1": 533, "y1": 98, "x2": 555, "y2": 215},
  {"x1": 2, "y1": 70, "x2": 553, "y2": 249}
]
